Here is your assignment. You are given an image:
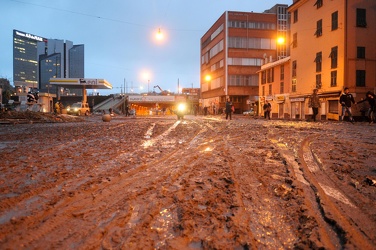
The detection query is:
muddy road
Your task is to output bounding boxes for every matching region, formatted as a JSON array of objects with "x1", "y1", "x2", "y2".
[{"x1": 0, "y1": 115, "x2": 375, "y2": 249}]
